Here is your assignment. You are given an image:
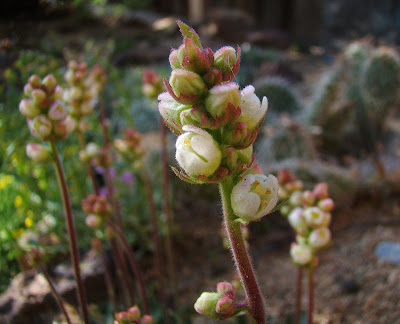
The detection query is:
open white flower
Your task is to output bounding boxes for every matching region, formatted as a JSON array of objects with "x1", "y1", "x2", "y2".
[
  {"x1": 290, "y1": 243, "x2": 313, "y2": 265},
  {"x1": 288, "y1": 207, "x2": 306, "y2": 232},
  {"x1": 308, "y1": 227, "x2": 331, "y2": 250},
  {"x1": 231, "y1": 173, "x2": 279, "y2": 221},
  {"x1": 237, "y1": 85, "x2": 268, "y2": 130},
  {"x1": 175, "y1": 125, "x2": 222, "y2": 177},
  {"x1": 303, "y1": 207, "x2": 331, "y2": 228}
]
